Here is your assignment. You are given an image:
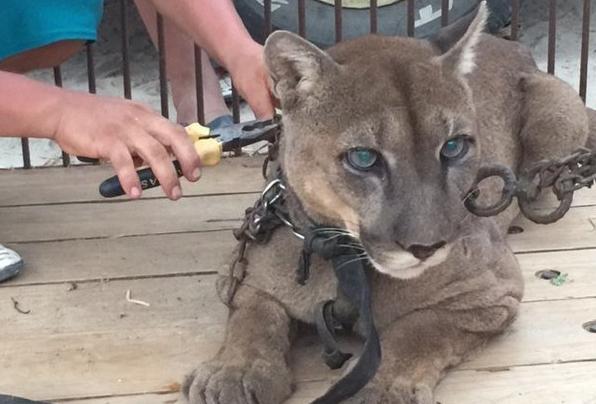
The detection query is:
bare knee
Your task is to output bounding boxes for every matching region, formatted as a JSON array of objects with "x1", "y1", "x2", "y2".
[{"x1": 0, "y1": 40, "x2": 85, "y2": 73}]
